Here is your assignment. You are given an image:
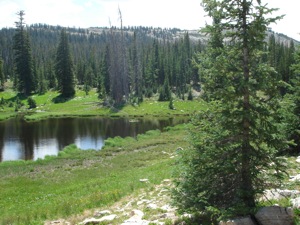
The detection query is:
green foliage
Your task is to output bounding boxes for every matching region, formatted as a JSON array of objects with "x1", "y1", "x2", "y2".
[
  {"x1": 0, "y1": 59, "x2": 4, "y2": 91},
  {"x1": 285, "y1": 48, "x2": 300, "y2": 153},
  {"x1": 158, "y1": 77, "x2": 171, "y2": 101},
  {"x1": 55, "y1": 29, "x2": 75, "y2": 98},
  {"x1": 173, "y1": 0, "x2": 287, "y2": 218},
  {"x1": 103, "y1": 136, "x2": 135, "y2": 148},
  {"x1": 14, "y1": 96, "x2": 24, "y2": 111},
  {"x1": 13, "y1": 11, "x2": 35, "y2": 95},
  {"x1": 27, "y1": 96, "x2": 37, "y2": 109},
  {"x1": 0, "y1": 97, "x2": 5, "y2": 105},
  {"x1": 187, "y1": 88, "x2": 193, "y2": 101},
  {"x1": 169, "y1": 97, "x2": 174, "y2": 110}
]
